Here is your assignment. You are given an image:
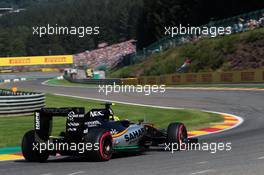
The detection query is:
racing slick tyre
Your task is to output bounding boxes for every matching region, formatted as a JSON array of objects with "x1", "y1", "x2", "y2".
[
  {"x1": 84, "y1": 128, "x2": 113, "y2": 161},
  {"x1": 21, "y1": 130, "x2": 49, "y2": 162},
  {"x1": 166, "y1": 123, "x2": 188, "y2": 151}
]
